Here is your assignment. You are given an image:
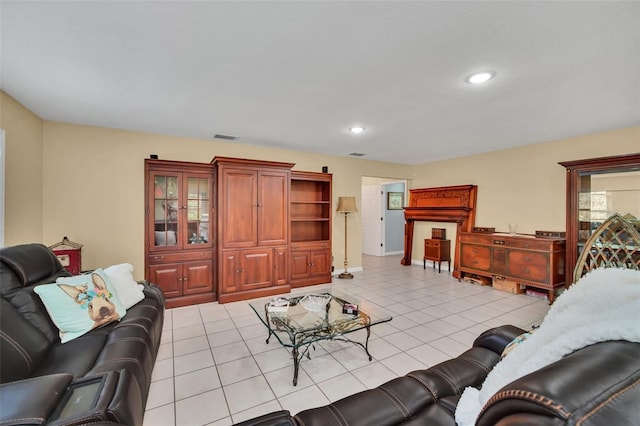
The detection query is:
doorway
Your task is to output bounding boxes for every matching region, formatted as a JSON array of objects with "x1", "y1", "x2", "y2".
[{"x1": 361, "y1": 177, "x2": 406, "y2": 256}]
